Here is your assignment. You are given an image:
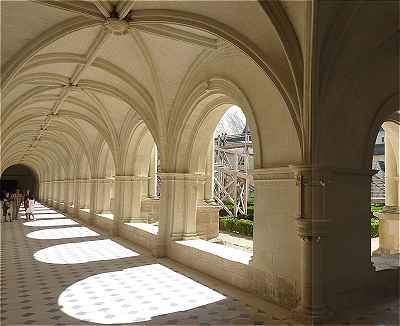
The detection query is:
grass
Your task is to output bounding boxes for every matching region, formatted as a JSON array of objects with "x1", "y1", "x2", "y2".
[{"x1": 219, "y1": 201, "x2": 382, "y2": 238}]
